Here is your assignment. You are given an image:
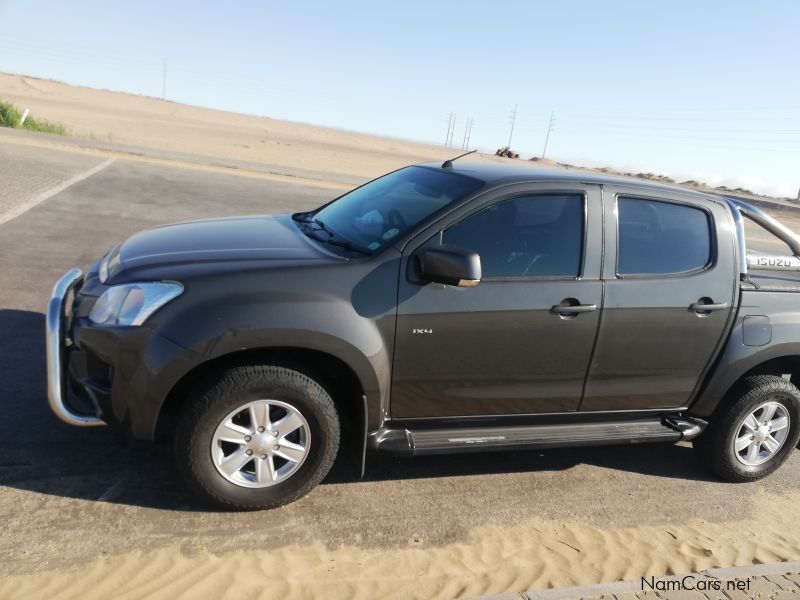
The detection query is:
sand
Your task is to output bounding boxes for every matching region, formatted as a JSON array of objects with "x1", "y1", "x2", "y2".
[
  {"x1": 1, "y1": 490, "x2": 799, "y2": 600},
  {"x1": 1, "y1": 72, "x2": 791, "y2": 207},
  {"x1": 0, "y1": 72, "x2": 465, "y2": 182}
]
